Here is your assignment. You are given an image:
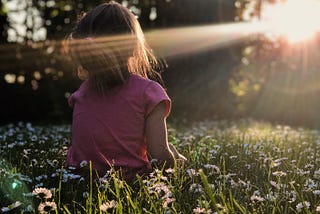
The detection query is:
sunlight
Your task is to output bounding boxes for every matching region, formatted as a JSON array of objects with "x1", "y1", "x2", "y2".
[
  {"x1": 261, "y1": 0, "x2": 320, "y2": 43},
  {"x1": 145, "y1": 22, "x2": 263, "y2": 57}
]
